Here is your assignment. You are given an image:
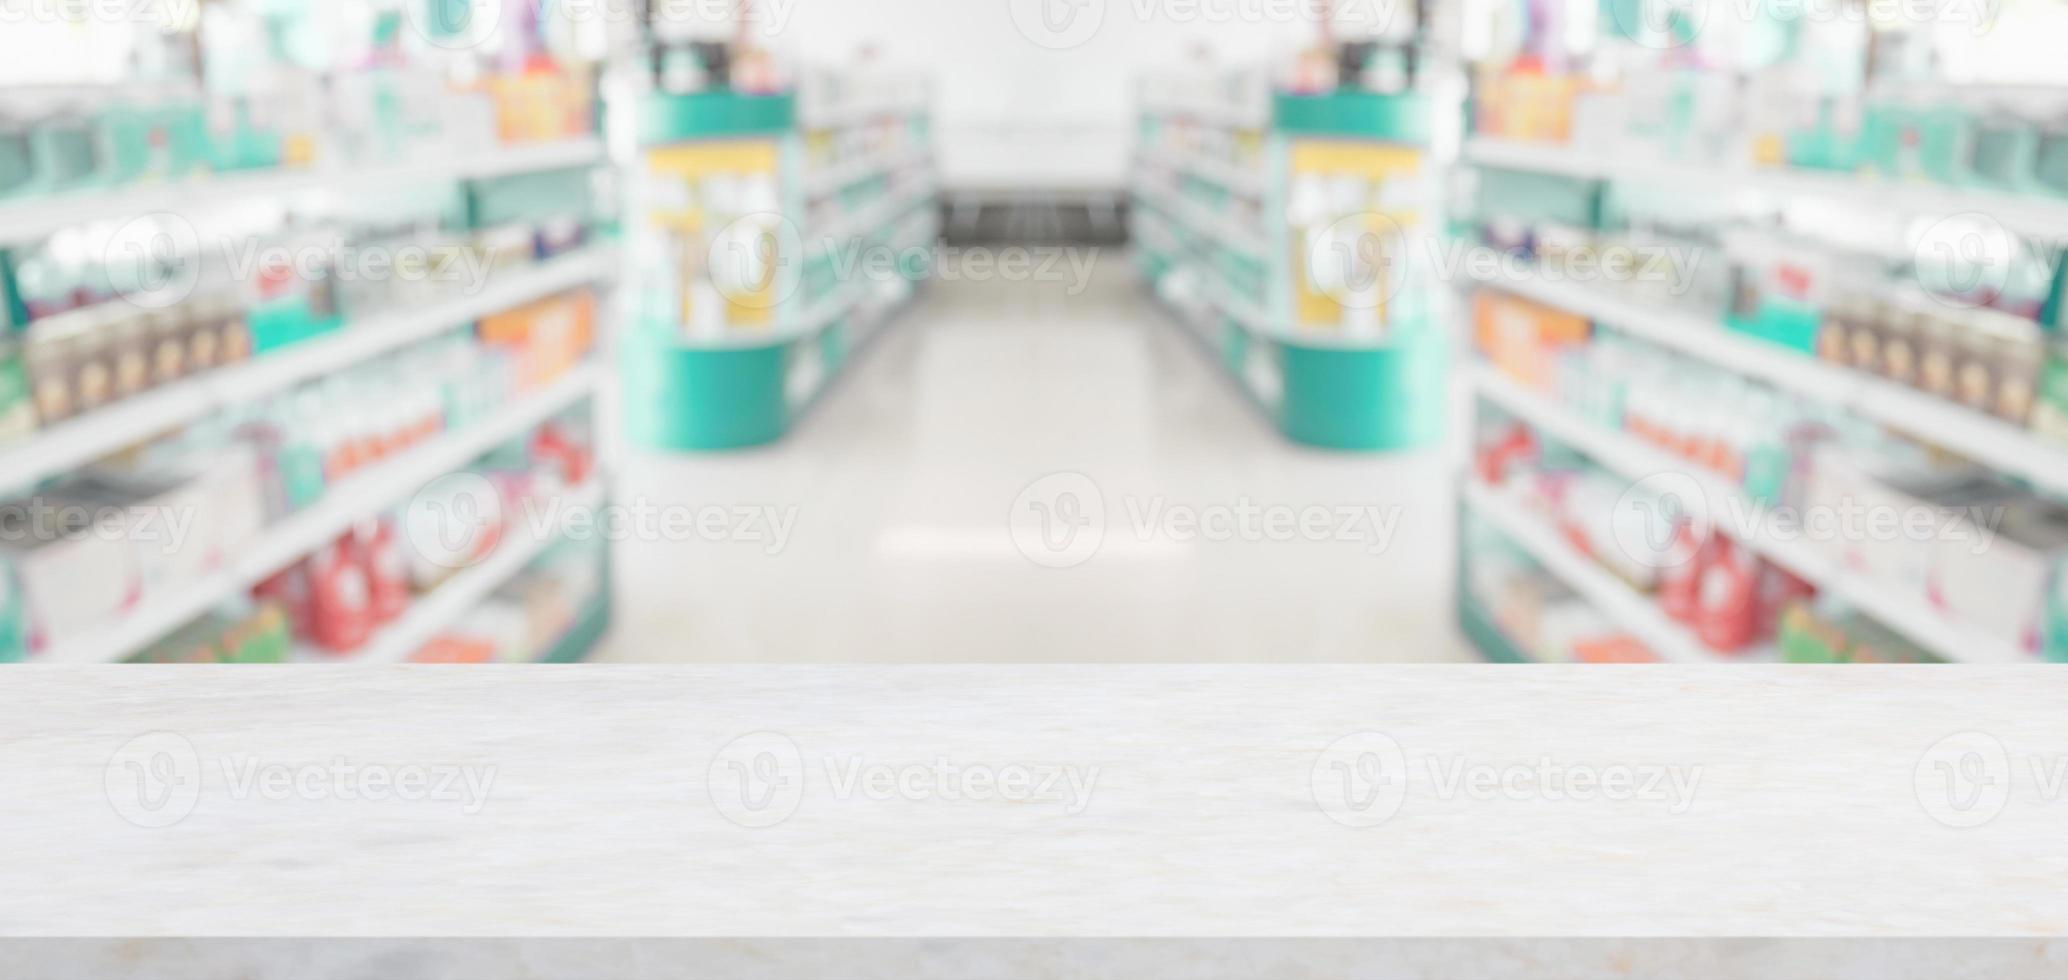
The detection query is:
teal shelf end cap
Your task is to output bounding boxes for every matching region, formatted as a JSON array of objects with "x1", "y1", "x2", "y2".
[
  {"x1": 1273, "y1": 91, "x2": 1431, "y2": 144},
  {"x1": 640, "y1": 90, "x2": 797, "y2": 145},
  {"x1": 619, "y1": 334, "x2": 793, "y2": 451},
  {"x1": 1275, "y1": 327, "x2": 1448, "y2": 451}
]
